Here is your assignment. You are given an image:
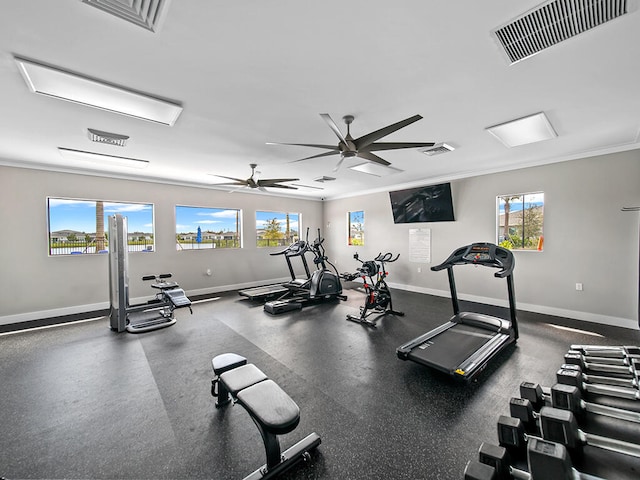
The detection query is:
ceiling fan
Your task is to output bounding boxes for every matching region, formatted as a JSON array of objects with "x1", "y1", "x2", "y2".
[
  {"x1": 268, "y1": 114, "x2": 435, "y2": 171},
  {"x1": 211, "y1": 163, "x2": 299, "y2": 191}
]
